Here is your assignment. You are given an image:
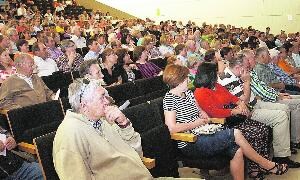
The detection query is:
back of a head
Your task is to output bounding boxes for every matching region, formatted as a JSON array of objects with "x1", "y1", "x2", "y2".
[
  {"x1": 133, "y1": 46, "x2": 145, "y2": 61},
  {"x1": 194, "y1": 62, "x2": 218, "y2": 89},
  {"x1": 163, "y1": 64, "x2": 189, "y2": 89}
]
